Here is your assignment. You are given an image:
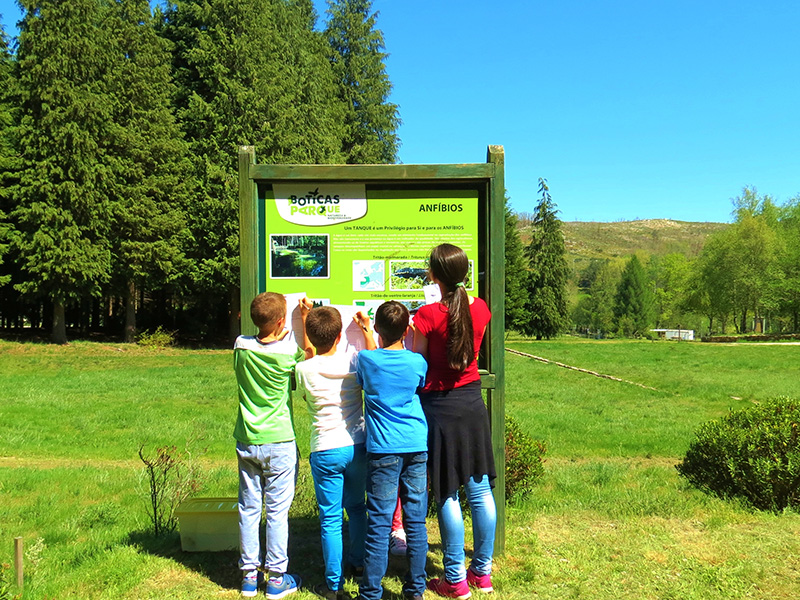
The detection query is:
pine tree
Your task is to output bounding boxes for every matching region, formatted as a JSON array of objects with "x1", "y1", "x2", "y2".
[
  {"x1": 504, "y1": 194, "x2": 527, "y2": 333},
  {"x1": 0, "y1": 23, "x2": 13, "y2": 289},
  {"x1": 11, "y1": 0, "x2": 115, "y2": 343},
  {"x1": 521, "y1": 178, "x2": 570, "y2": 339},
  {"x1": 583, "y1": 260, "x2": 620, "y2": 336},
  {"x1": 105, "y1": 0, "x2": 192, "y2": 342},
  {"x1": 613, "y1": 254, "x2": 654, "y2": 337},
  {"x1": 161, "y1": 0, "x2": 345, "y2": 340},
  {"x1": 325, "y1": 0, "x2": 399, "y2": 163}
]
